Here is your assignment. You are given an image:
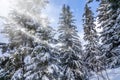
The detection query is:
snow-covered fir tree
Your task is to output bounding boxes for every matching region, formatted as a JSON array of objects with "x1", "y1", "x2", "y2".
[
  {"x1": 0, "y1": 0, "x2": 60, "y2": 80},
  {"x1": 0, "y1": 10, "x2": 35, "y2": 80},
  {"x1": 58, "y1": 4, "x2": 87, "y2": 80},
  {"x1": 83, "y1": 4, "x2": 101, "y2": 73},
  {"x1": 98, "y1": 0, "x2": 120, "y2": 68},
  {"x1": 24, "y1": 16, "x2": 61, "y2": 80}
]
